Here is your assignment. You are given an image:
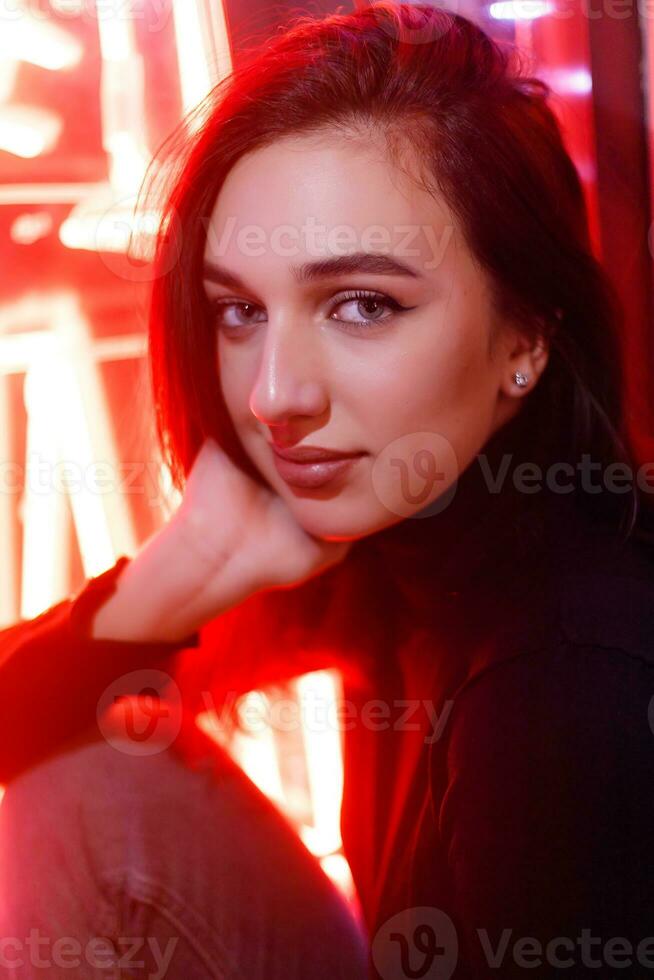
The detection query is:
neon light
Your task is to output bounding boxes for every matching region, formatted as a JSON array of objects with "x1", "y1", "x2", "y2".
[
  {"x1": 0, "y1": 183, "x2": 109, "y2": 205},
  {"x1": 21, "y1": 358, "x2": 73, "y2": 618},
  {"x1": 172, "y1": 0, "x2": 212, "y2": 112},
  {"x1": 197, "y1": 693, "x2": 287, "y2": 807},
  {"x1": 489, "y1": 0, "x2": 553, "y2": 19},
  {"x1": 0, "y1": 374, "x2": 18, "y2": 629},
  {"x1": 59, "y1": 197, "x2": 161, "y2": 254},
  {"x1": 296, "y1": 669, "x2": 345, "y2": 858},
  {"x1": 540, "y1": 67, "x2": 593, "y2": 95},
  {"x1": 0, "y1": 106, "x2": 62, "y2": 158},
  {"x1": 319, "y1": 852, "x2": 358, "y2": 904},
  {"x1": 10, "y1": 212, "x2": 54, "y2": 246},
  {"x1": 0, "y1": 19, "x2": 82, "y2": 71},
  {"x1": 0, "y1": 293, "x2": 138, "y2": 609},
  {"x1": 0, "y1": 329, "x2": 146, "y2": 376}
]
